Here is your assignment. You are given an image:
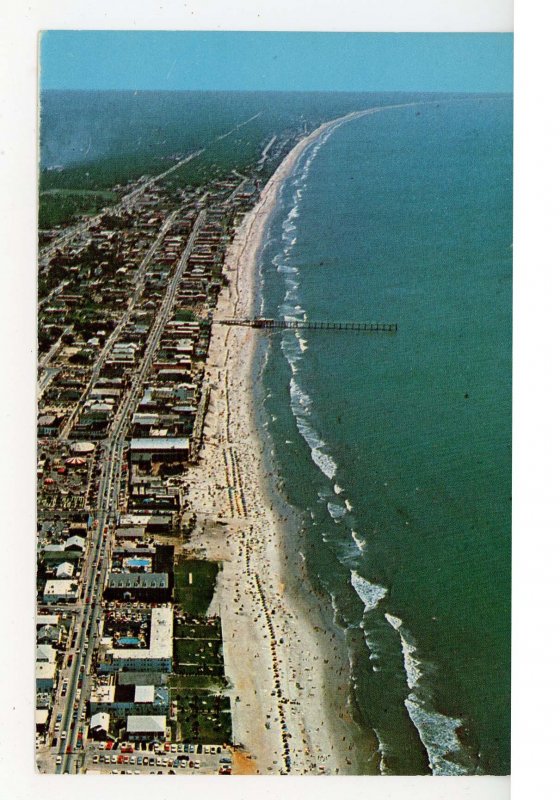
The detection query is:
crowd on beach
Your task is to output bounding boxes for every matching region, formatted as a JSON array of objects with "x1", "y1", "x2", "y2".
[{"x1": 183, "y1": 123, "x2": 370, "y2": 775}]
